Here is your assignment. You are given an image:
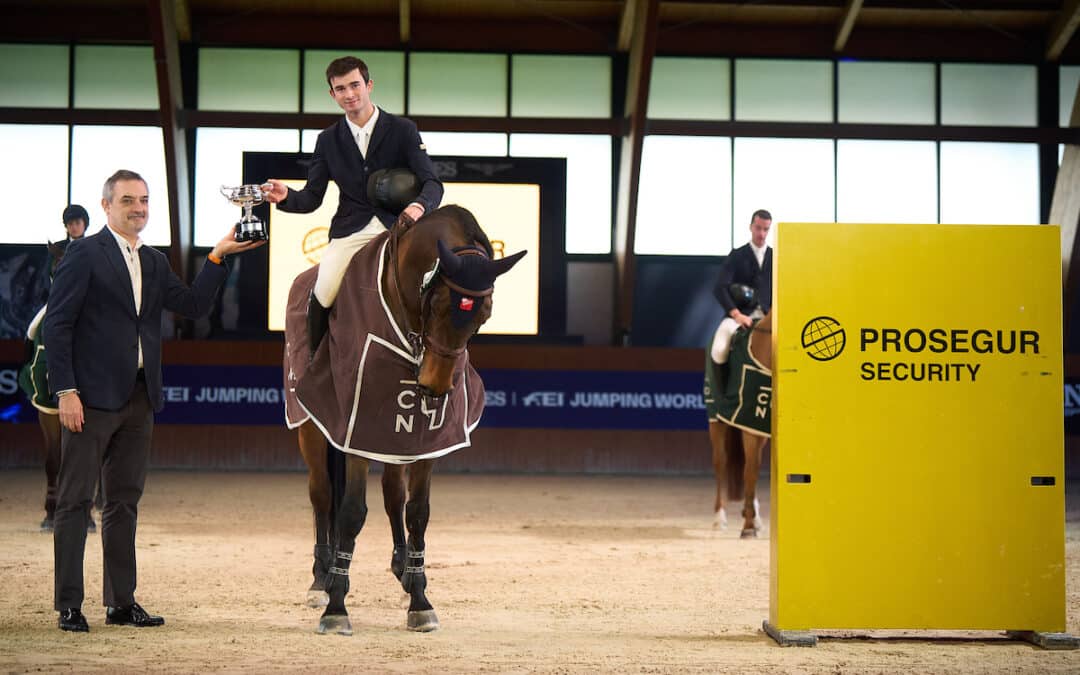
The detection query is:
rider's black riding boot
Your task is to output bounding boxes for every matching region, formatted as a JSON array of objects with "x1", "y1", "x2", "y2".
[{"x1": 306, "y1": 292, "x2": 330, "y2": 361}]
